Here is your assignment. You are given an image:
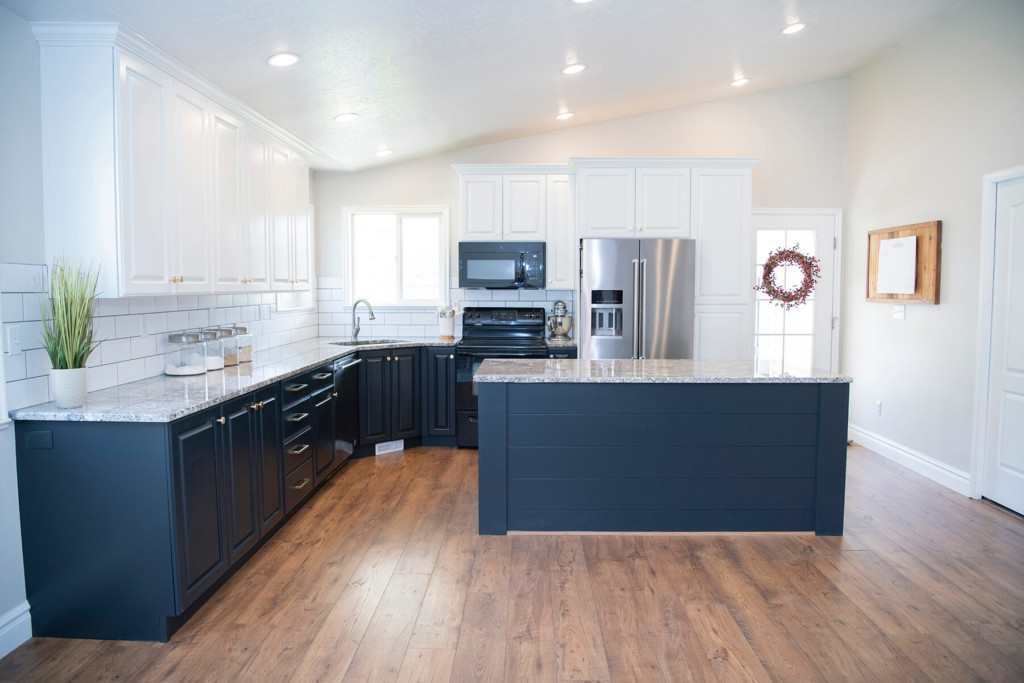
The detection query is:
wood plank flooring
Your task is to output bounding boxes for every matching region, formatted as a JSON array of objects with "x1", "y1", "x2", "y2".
[{"x1": 2, "y1": 443, "x2": 1024, "y2": 682}]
